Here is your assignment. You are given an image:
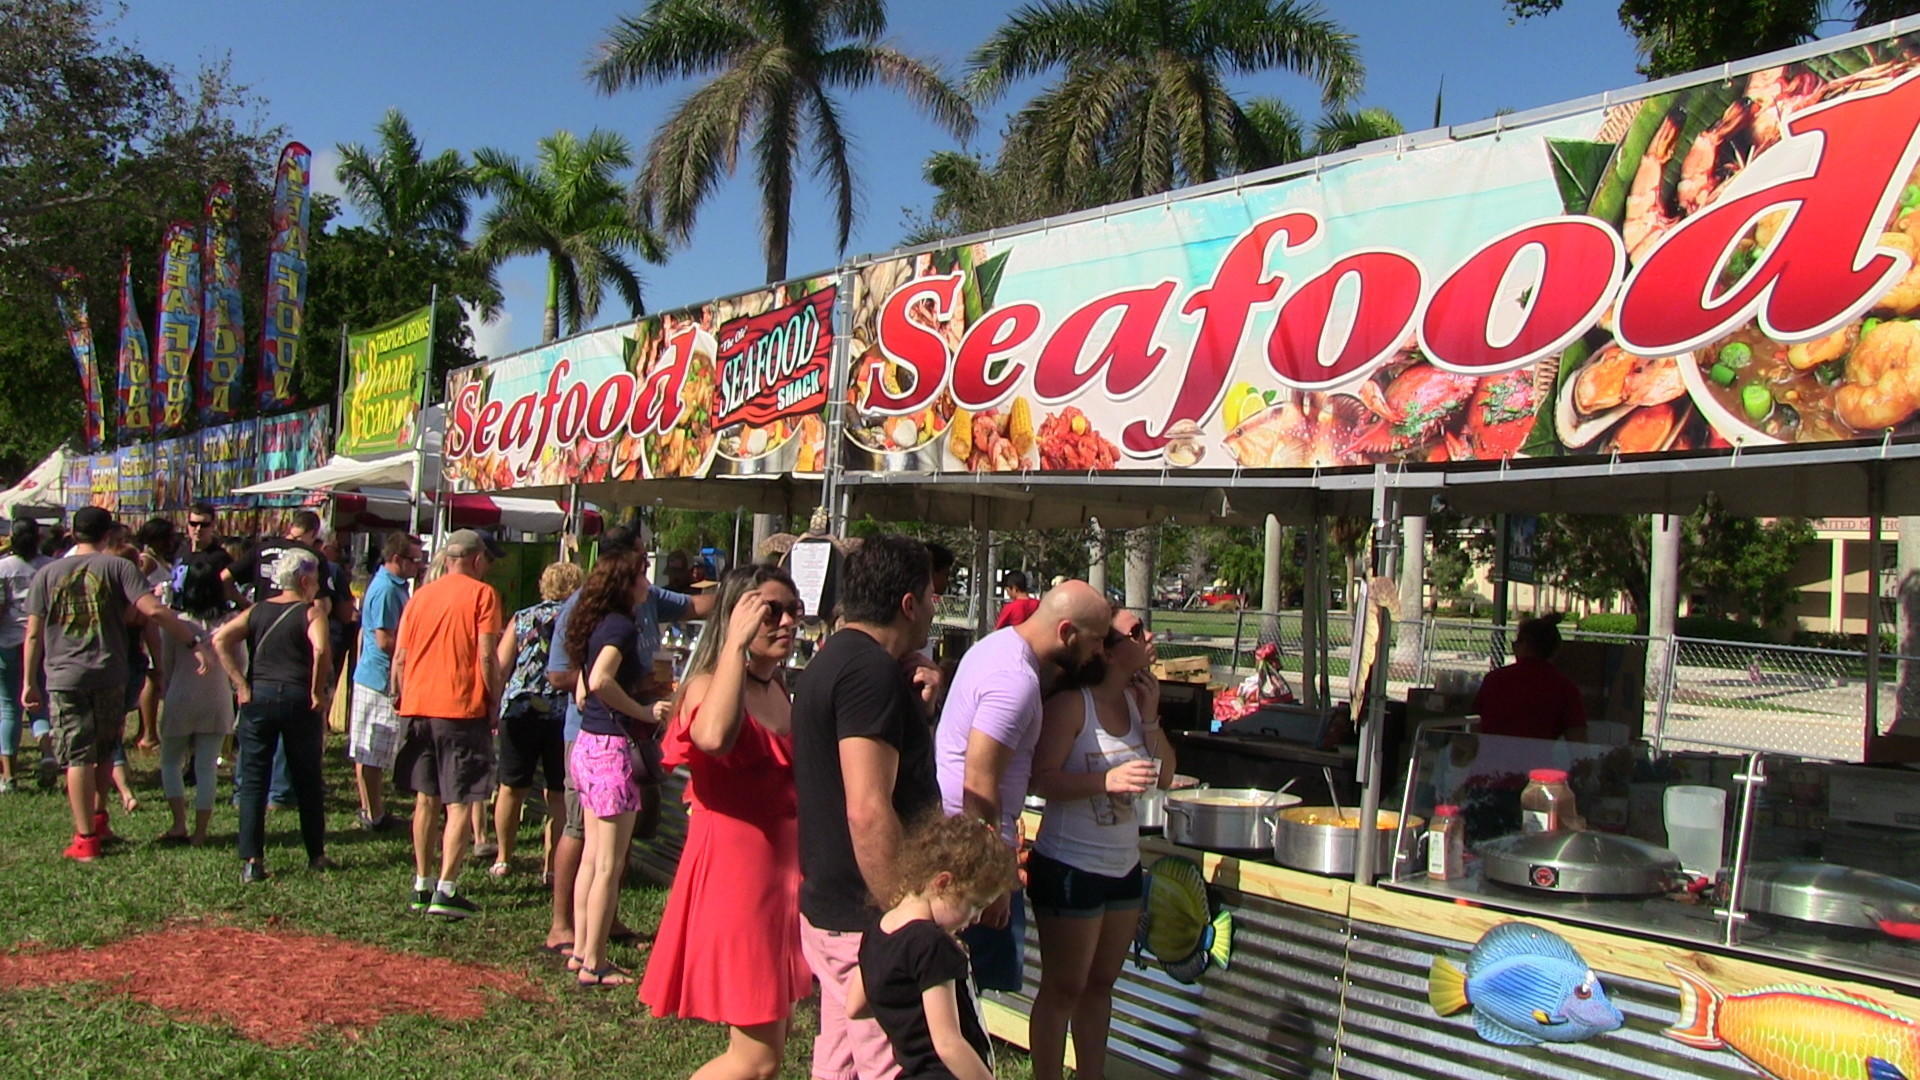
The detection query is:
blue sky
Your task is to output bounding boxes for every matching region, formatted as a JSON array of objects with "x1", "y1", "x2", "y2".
[{"x1": 112, "y1": 0, "x2": 1653, "y2": 358}]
